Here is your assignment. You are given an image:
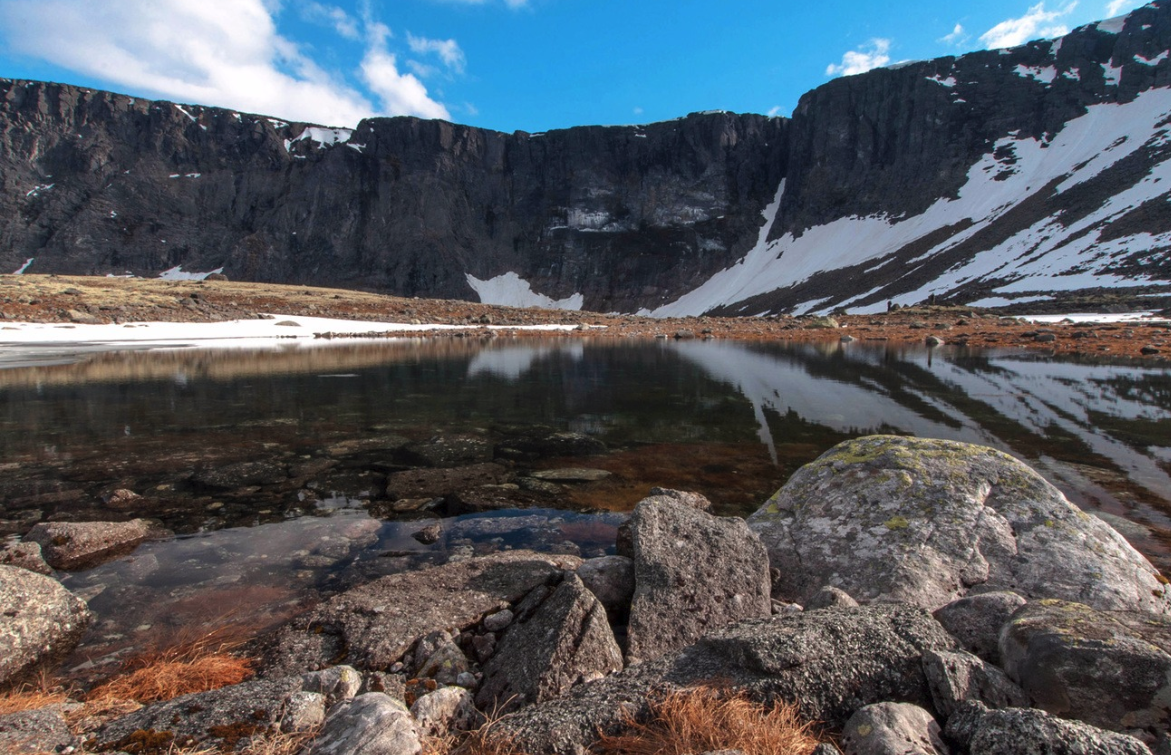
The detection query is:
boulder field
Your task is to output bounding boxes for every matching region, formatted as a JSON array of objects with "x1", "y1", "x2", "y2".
[{"x1": 3, "y1": 435, "x2": 1171, "y2": 754}]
